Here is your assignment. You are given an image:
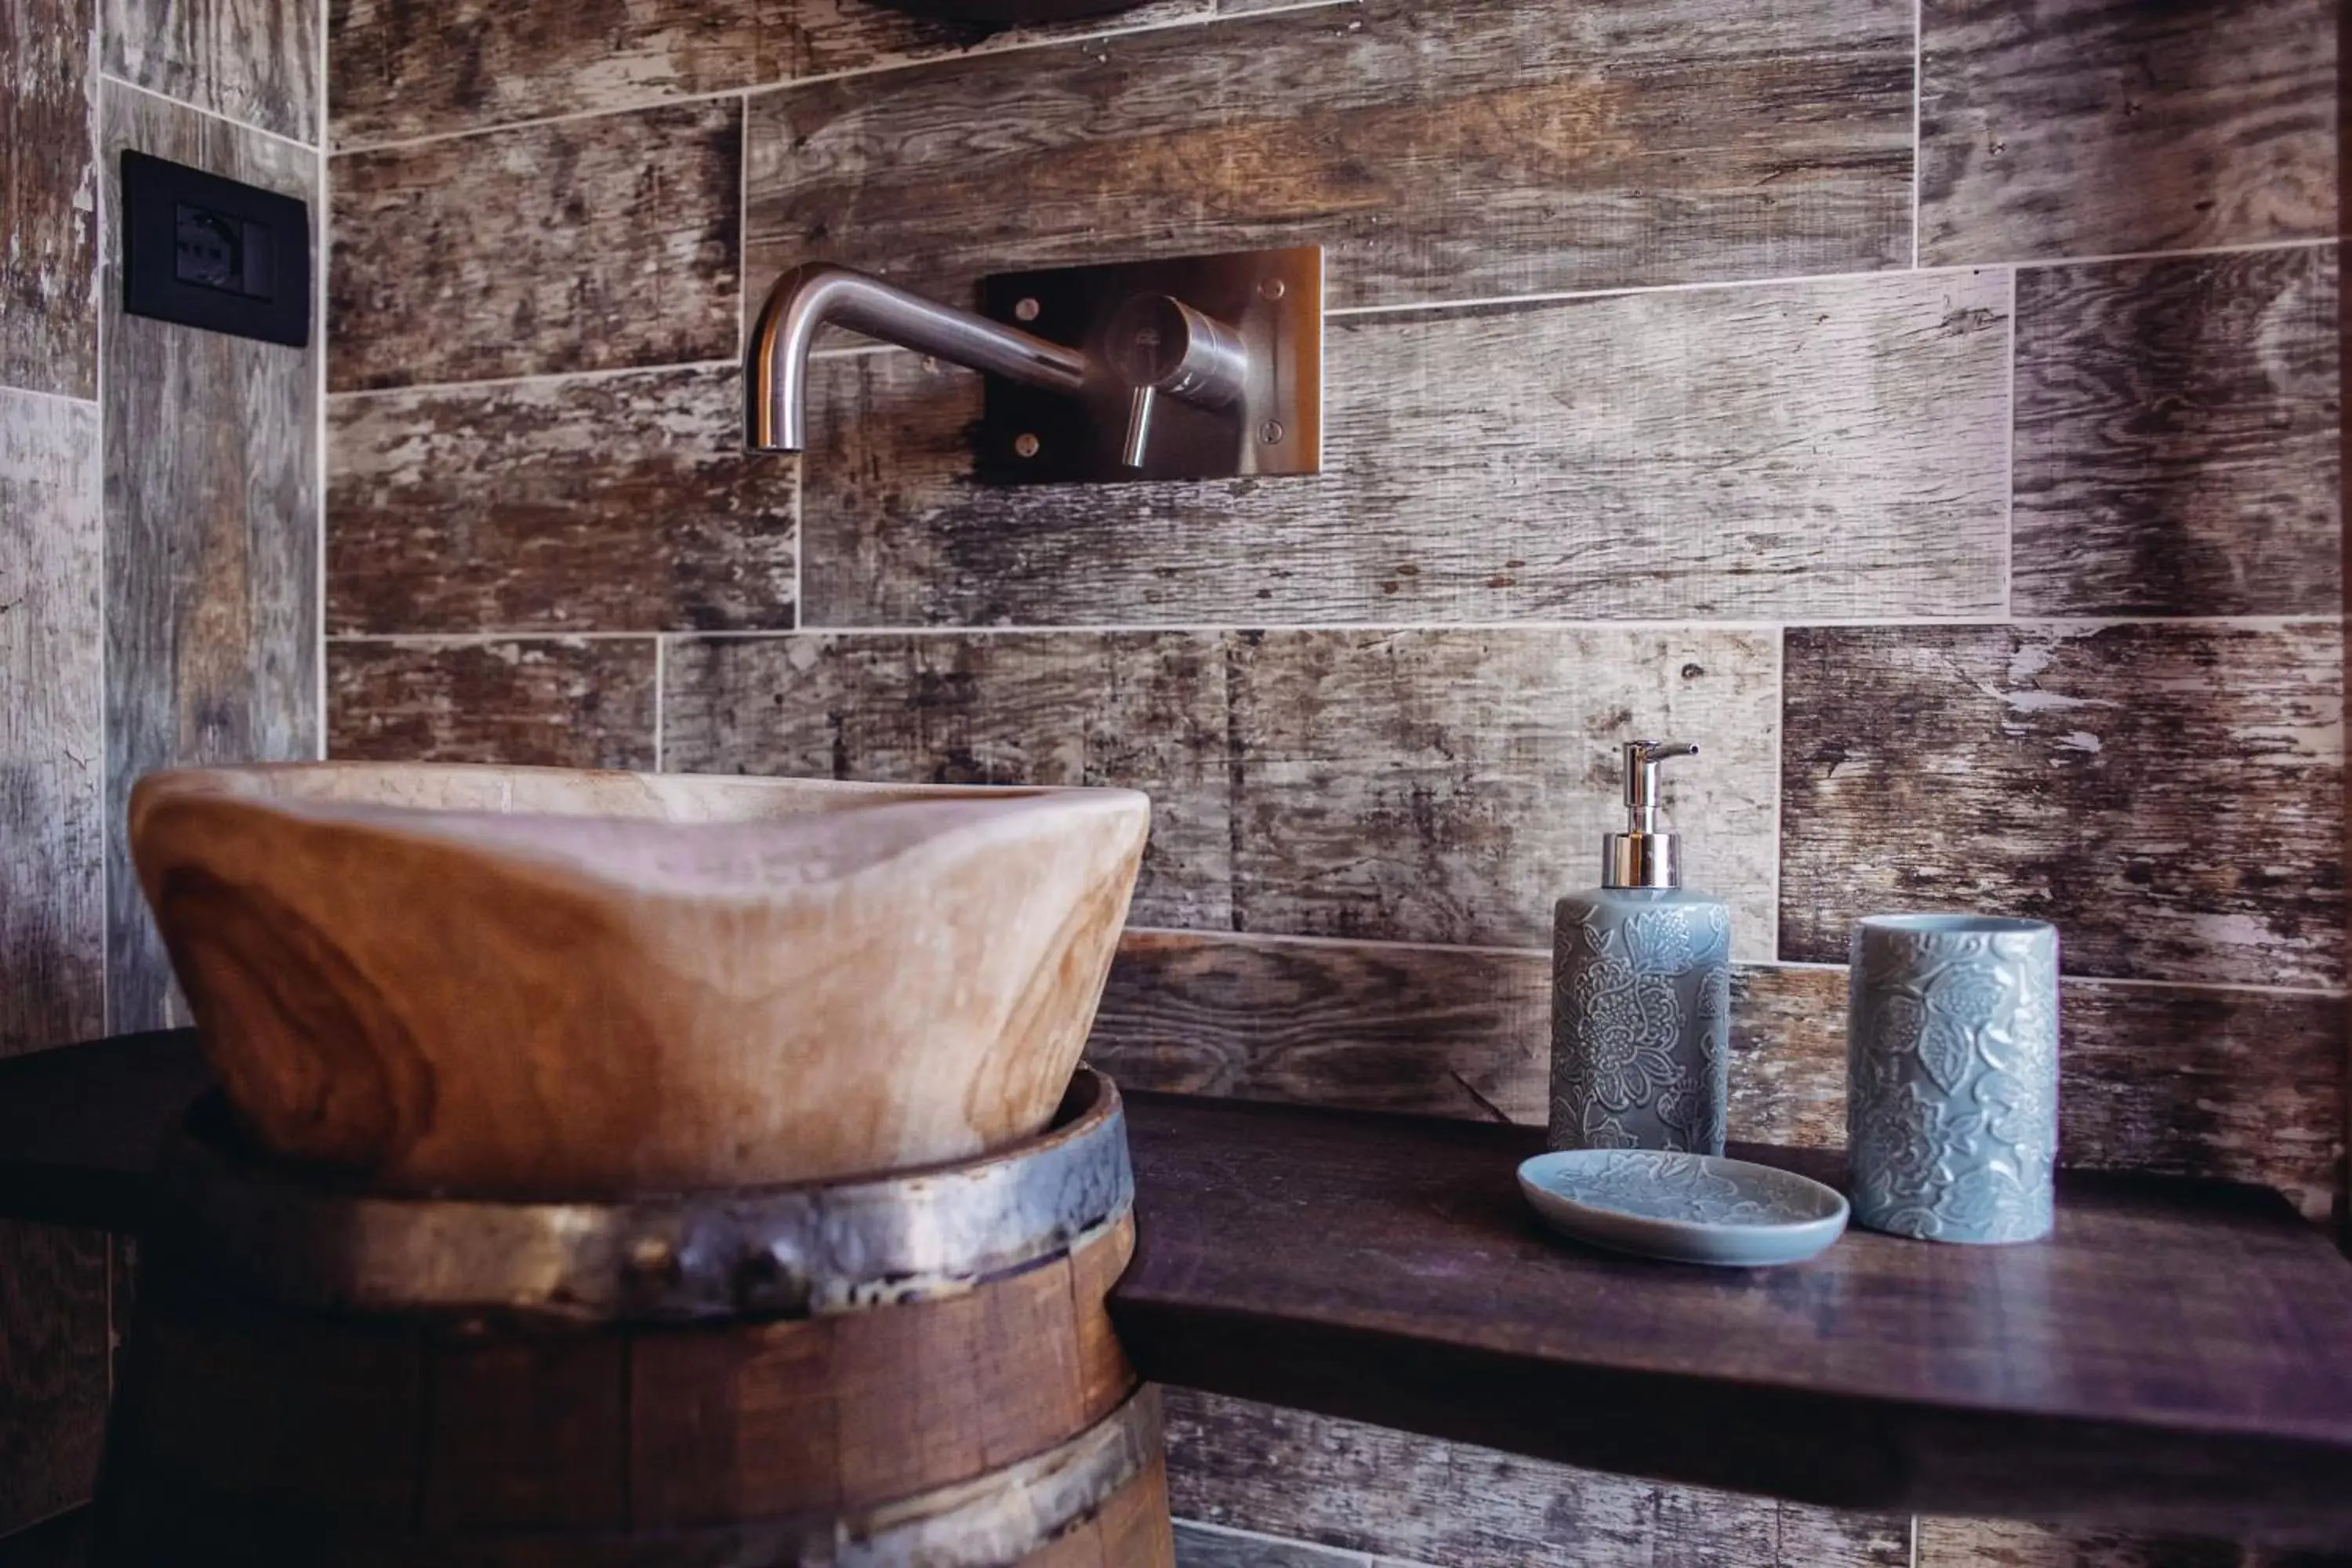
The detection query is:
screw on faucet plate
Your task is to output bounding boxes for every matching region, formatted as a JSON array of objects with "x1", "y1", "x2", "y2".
[
  {"x1": 1258, "y1": 278, "x2": 1286, "y2": 302},
  {"x1": 625, "y1": 1235, "x2": 680, "y2": 1283},
  {"x1": 1258, "y1": 419, "x2": 1285, "y2": 445},
  {"x1": 1014, "y1": 297, "x2": 1041, "y2": 322},
  {"x1": 1014, "y1": 433, "x2": 1042, "y2": 459}
]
